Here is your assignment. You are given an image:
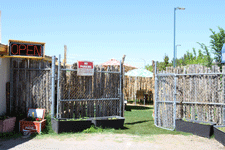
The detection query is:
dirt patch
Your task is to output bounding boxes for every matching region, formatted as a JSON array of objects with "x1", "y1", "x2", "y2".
[{"x1": 0, "y1": 134, "x2": 224, "y2": 150}]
